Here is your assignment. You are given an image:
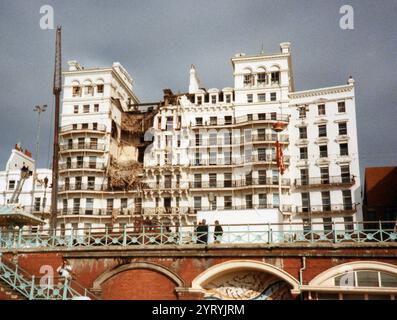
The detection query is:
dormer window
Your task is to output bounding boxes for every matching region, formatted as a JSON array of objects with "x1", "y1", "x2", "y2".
[
  {"x1": 84, "y1": 85, "x2": 94, "y2": 96},
  {"x1": 271, "y1": 72, "x2": 280, "y2": 85},
  {"x1": 72, "y1": 86, "x2": 81, "y2": 97},
  {"x1": 257, "y1": 73, "x2": 267, "y2": 85},
  {"x1": 211, "y1": 95, "x2": 217, "y2": 104},
  {"x1": 244, "y1": 74, "x2": 254, "y2": 87},
  {"x1": 197, "y1": 96, "x2": 202, "y2": 105},
  {"x1": 225, "y1": 94, "x2": 231, "y2": 103}
]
